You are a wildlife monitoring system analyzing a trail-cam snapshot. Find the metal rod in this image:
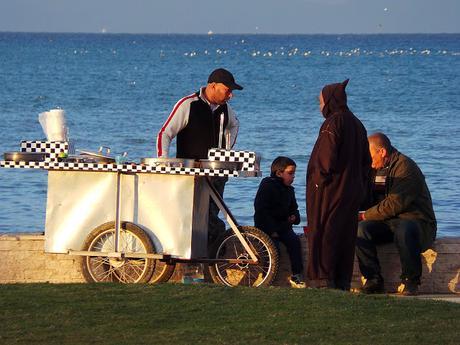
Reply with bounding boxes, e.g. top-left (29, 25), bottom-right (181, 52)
top-left (179, 258), bottom-right (257, 264)
top-left (218, 113), bottom-right (224, 148)
top-left (68, 250), bottom-right (167, 259)
top-left (115, 172), bottom-right (122, 253)
top-left (205, 177), bottom-right (258, 263)
top-left (225, 130), bottom-right (231, 150)
top-left (68, 250), bottom-right (254, 264)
